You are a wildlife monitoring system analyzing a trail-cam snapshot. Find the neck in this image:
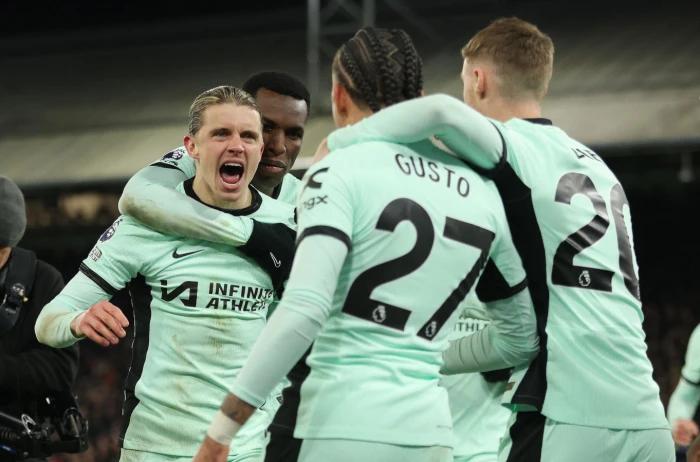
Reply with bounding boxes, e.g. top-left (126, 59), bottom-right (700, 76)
top-left (251, 178), bottom-right (275, 197)
top-left (0, 247), bottom-right (12, 269)
top-left (480, 96), bottom-right (542, 123)
top-left (343, 105), bottom-right (373, 127)
top-left (192, 176), bottom-right (252, 210)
